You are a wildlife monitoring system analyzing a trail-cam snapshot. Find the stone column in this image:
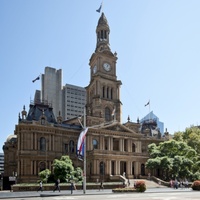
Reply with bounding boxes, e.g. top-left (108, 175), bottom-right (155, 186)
top-left (110, 137), bottom-right (113, 151)
top-left (106, 160), bottom-right (111, 175)
top-left (116, 160), bottom-right (120, 175)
